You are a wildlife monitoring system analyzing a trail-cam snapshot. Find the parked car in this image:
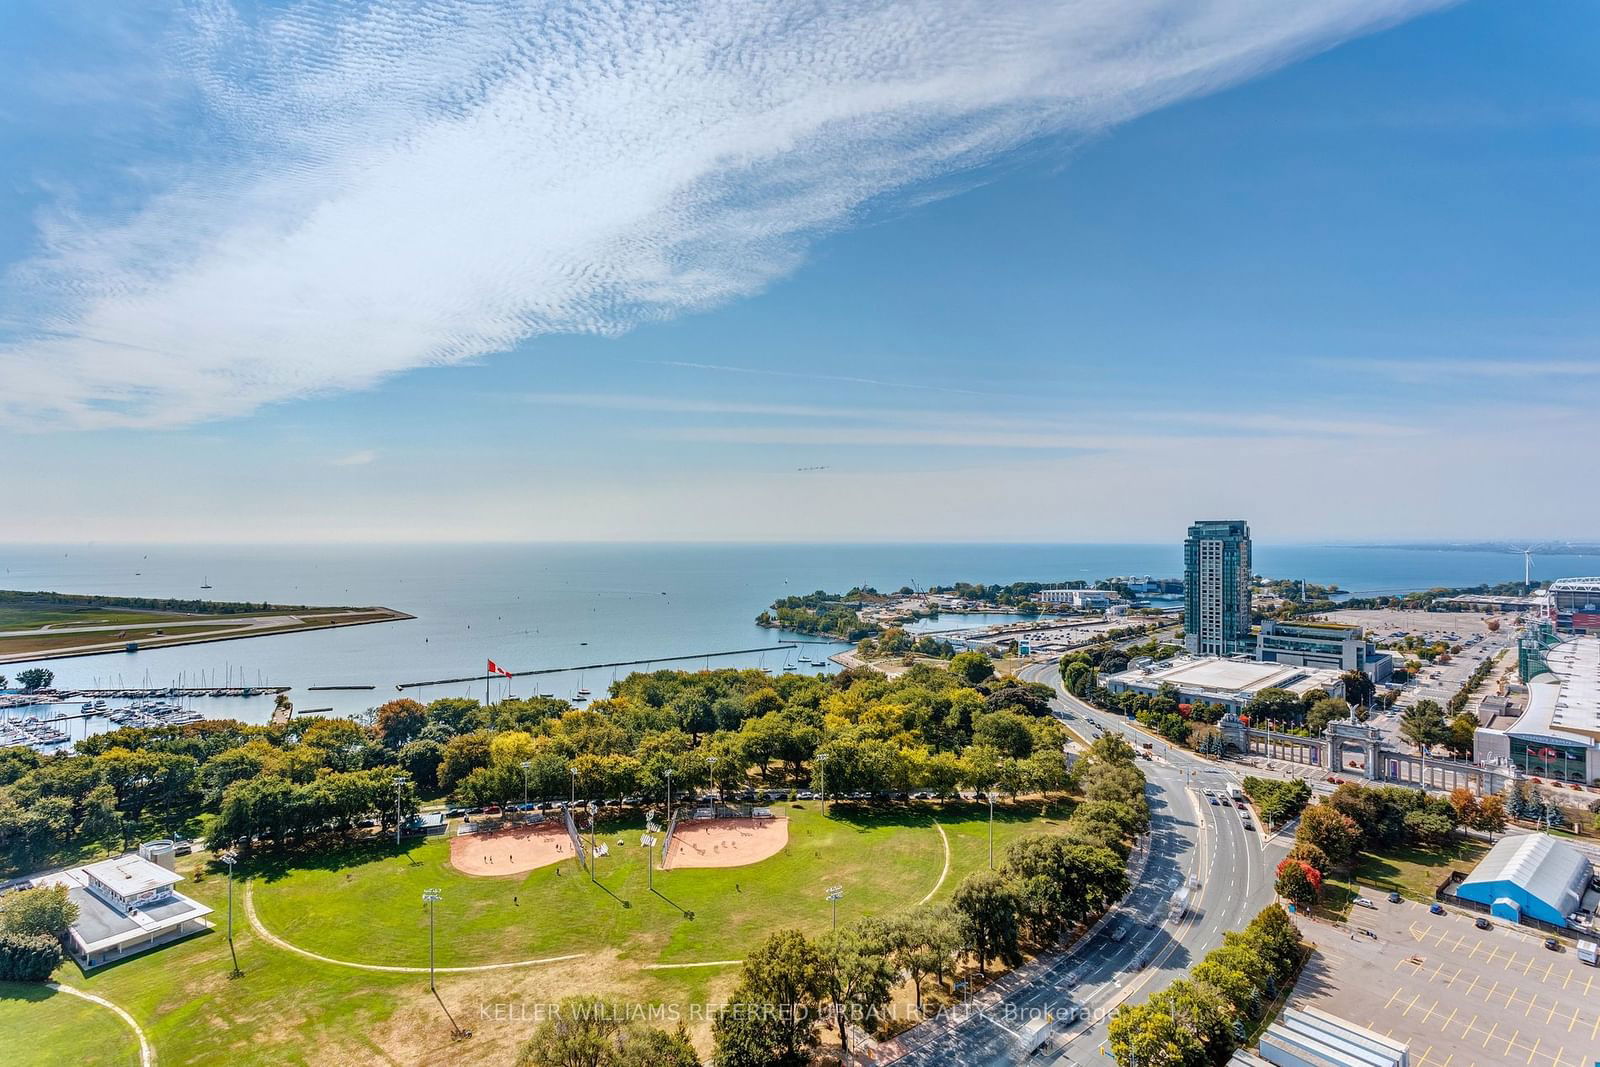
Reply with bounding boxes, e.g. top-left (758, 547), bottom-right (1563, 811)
top-left (1545, 938), bottom-right (1561, 952)
top-left (1475, 917), bottom-right (1493, 930)
top-left (1354, 898), bottom-right (1376, 910)
top-left (1430, 903), bottom-right (1445, 915)
top-left (1387, 891), bottom-right (1402, 904)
